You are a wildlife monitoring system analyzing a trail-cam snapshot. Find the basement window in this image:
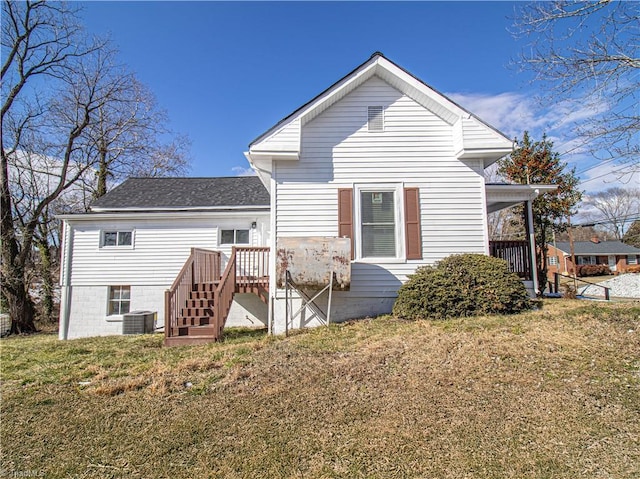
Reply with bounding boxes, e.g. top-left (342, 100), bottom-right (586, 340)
top-left (367, 106), bottom-right (384, 132)
top-left (108, 286), bottom-right (130, 315)
top-left (220, 229), bottom-right (250, 245)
